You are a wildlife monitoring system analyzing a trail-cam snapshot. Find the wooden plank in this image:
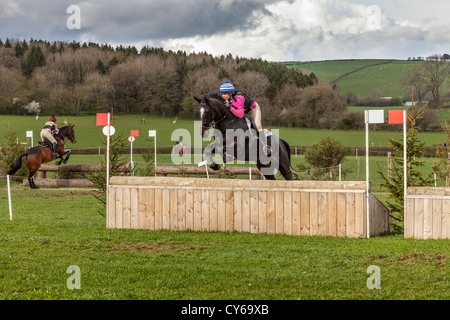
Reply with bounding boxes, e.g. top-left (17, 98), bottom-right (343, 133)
top-left (354, 193), bottom-right (365, 238)
top-left (337, 192), bottom-right (347, 237)
top-left (107, 186), bottom-right (116, 228)
top-left (209, 190), bottom-right (218, 232)
top-left (283, 191), bottom-right (292, 235)
top-left (300, 192), bottom-right (310, 236)
top-left (186, 189), bottom-right (194, 231)
top-left (177, 189), bottom-right (186, 231)
top-left (154, 189), bottom-right (163, 230)
top-left (201, 189), bottom-right (209, 231)
top-left (414, 198), bottom-right (424, 239)
top-left (169, 189), bottom-right (178, 230)
top-left (250, 190), bottom-right (259, 234)
top-left (404, 197), bottom-right (414, 238)
top-left (328, 192), bottom-right (337, 237)
top-left (309, 192), bottom-right (318, 236)
top-left (233, 190), bottom-right (242, 232)
top-left (193, 189), bottom-right (202, 231)
top-left (225, 190), bottom-right (234, 232)
top-left (266, 191), bottom-right (276, 234)
top-left (217, 190), bottom-right (226, 232)
top-left (259, 191), bottom-right (267, 234)
top-left (122, 187), bottom-right (131, 229)
top-left (423, 198), bottom-right (432, 239)
top-left (162, 189), bottom-right (170, 230)
top-left (276, 191), bottom-right (284, 234)
top-left (432, 199), bottom-right (442, 239)
top-left (110, 176), bottom-right (367, 191)
top-left (292, 192), bottom-right (301, 236)
top-left (318, 192), bottom-right (327, 236)
top-left (442, 200), bottom-right (450, 239)
top-left (346, 193), bottom-right (356, 238)
top-left (147, 188), bottom-right (156, 230)
top-left (130, 188), bottom-right (138, 229)
top-left (242, 190), bottom-right (250, 233)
